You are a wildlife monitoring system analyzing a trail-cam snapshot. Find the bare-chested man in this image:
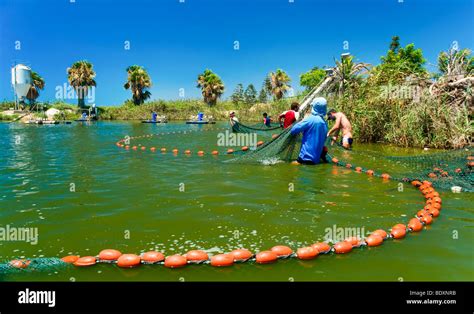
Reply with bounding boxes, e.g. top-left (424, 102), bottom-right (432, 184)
top-left (327, 109), bottom-right (353, 149)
